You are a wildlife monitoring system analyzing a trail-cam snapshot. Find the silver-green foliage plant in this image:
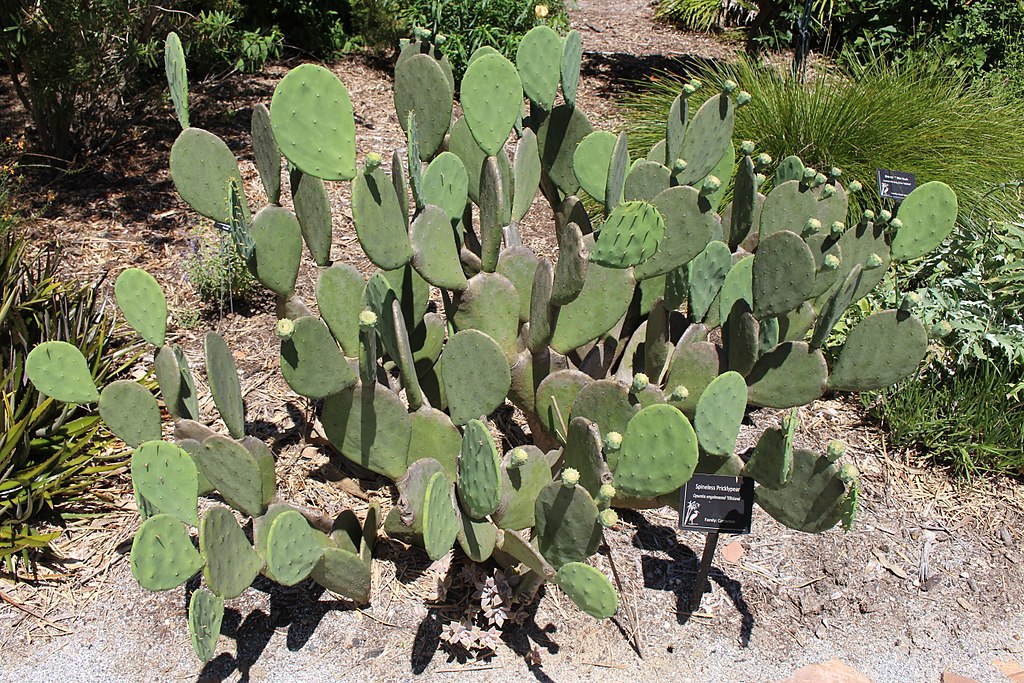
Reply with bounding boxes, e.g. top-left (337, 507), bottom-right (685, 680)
top-left (25, 29), bottom-right (957, 663)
